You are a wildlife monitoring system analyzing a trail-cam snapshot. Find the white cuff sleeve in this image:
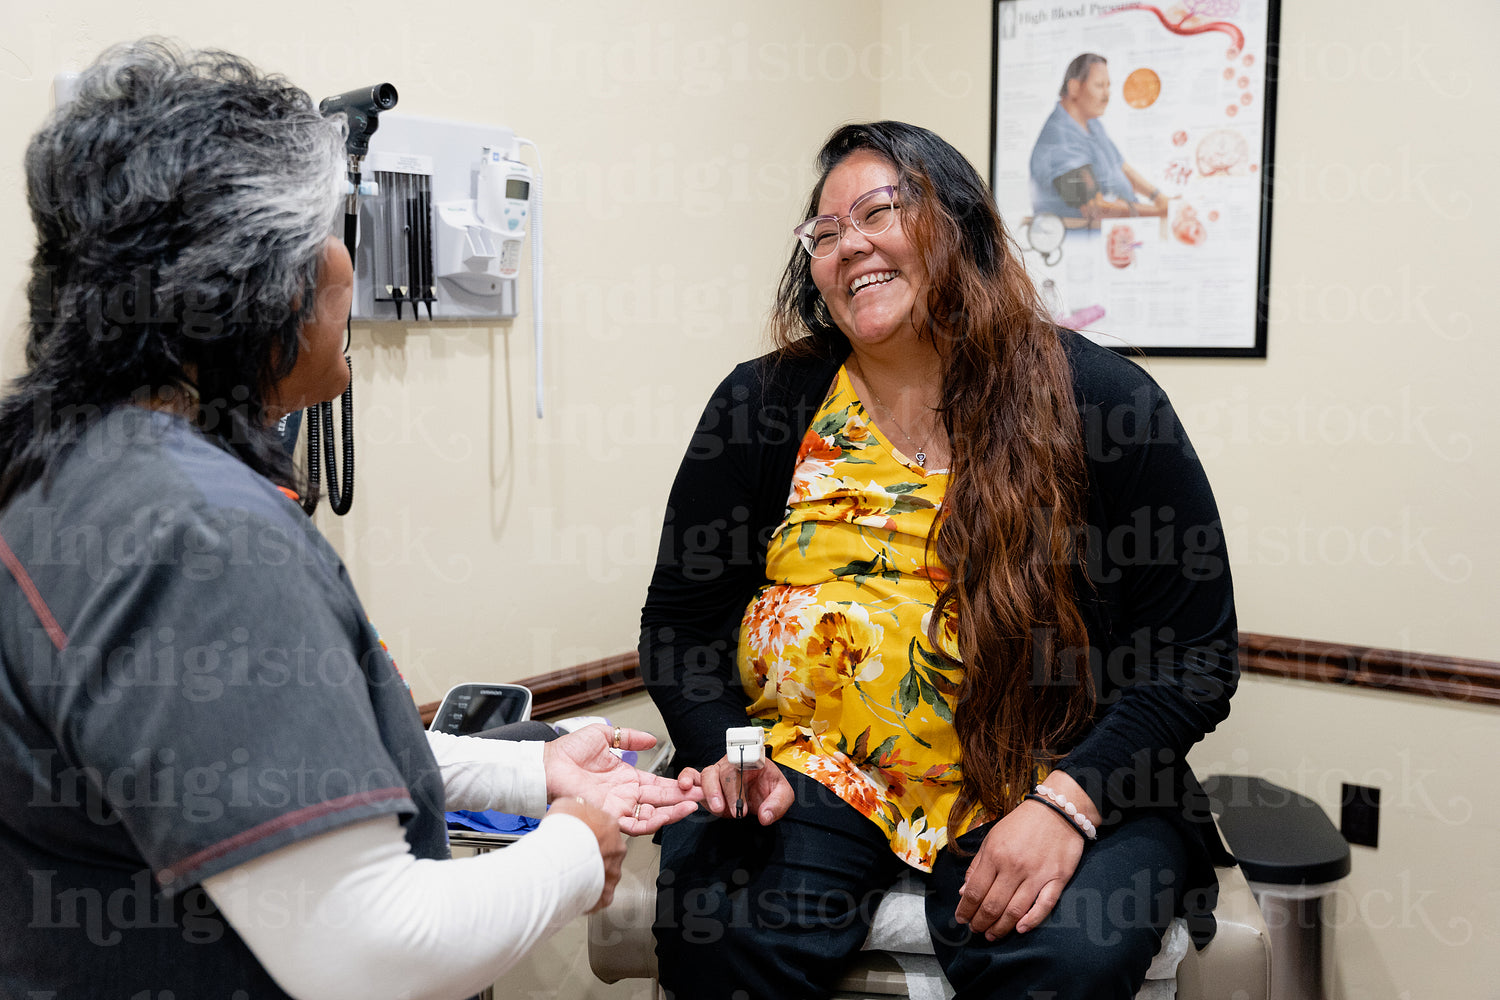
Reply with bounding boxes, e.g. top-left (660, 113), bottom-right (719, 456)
top-left (425, 730), bottom-right (549, 816)
top-left (204, 813), bottom-right (601, 1000)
